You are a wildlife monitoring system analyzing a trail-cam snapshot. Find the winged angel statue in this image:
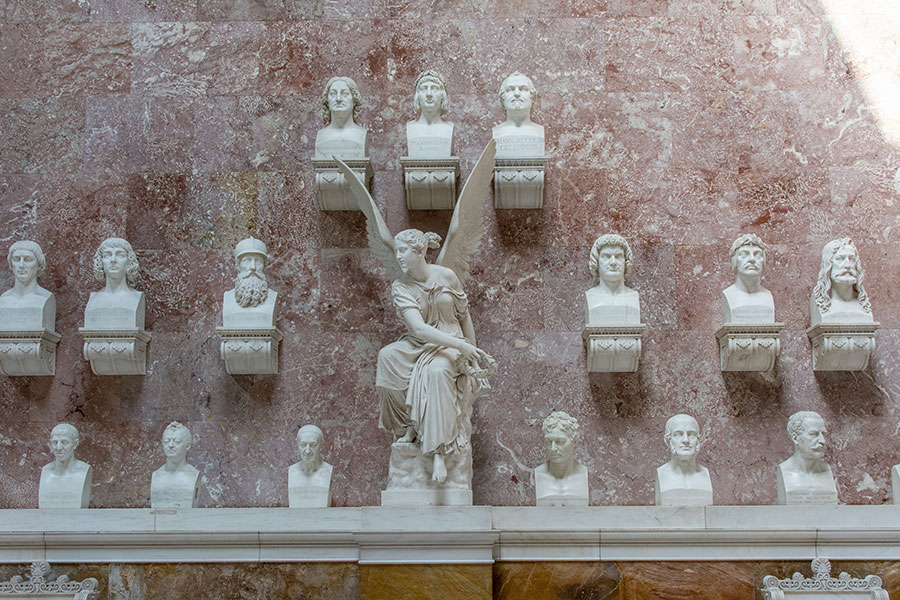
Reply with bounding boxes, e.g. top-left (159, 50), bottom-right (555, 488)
top-left (336, 140), bottom-right (498, 485)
